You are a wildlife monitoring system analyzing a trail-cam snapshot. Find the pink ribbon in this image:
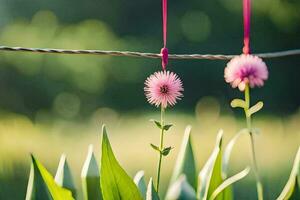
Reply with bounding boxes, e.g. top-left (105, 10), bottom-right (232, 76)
top-left (161, 0), bottom-right (168, 70)
top-left (243, 0), bottom-right (251, 54)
